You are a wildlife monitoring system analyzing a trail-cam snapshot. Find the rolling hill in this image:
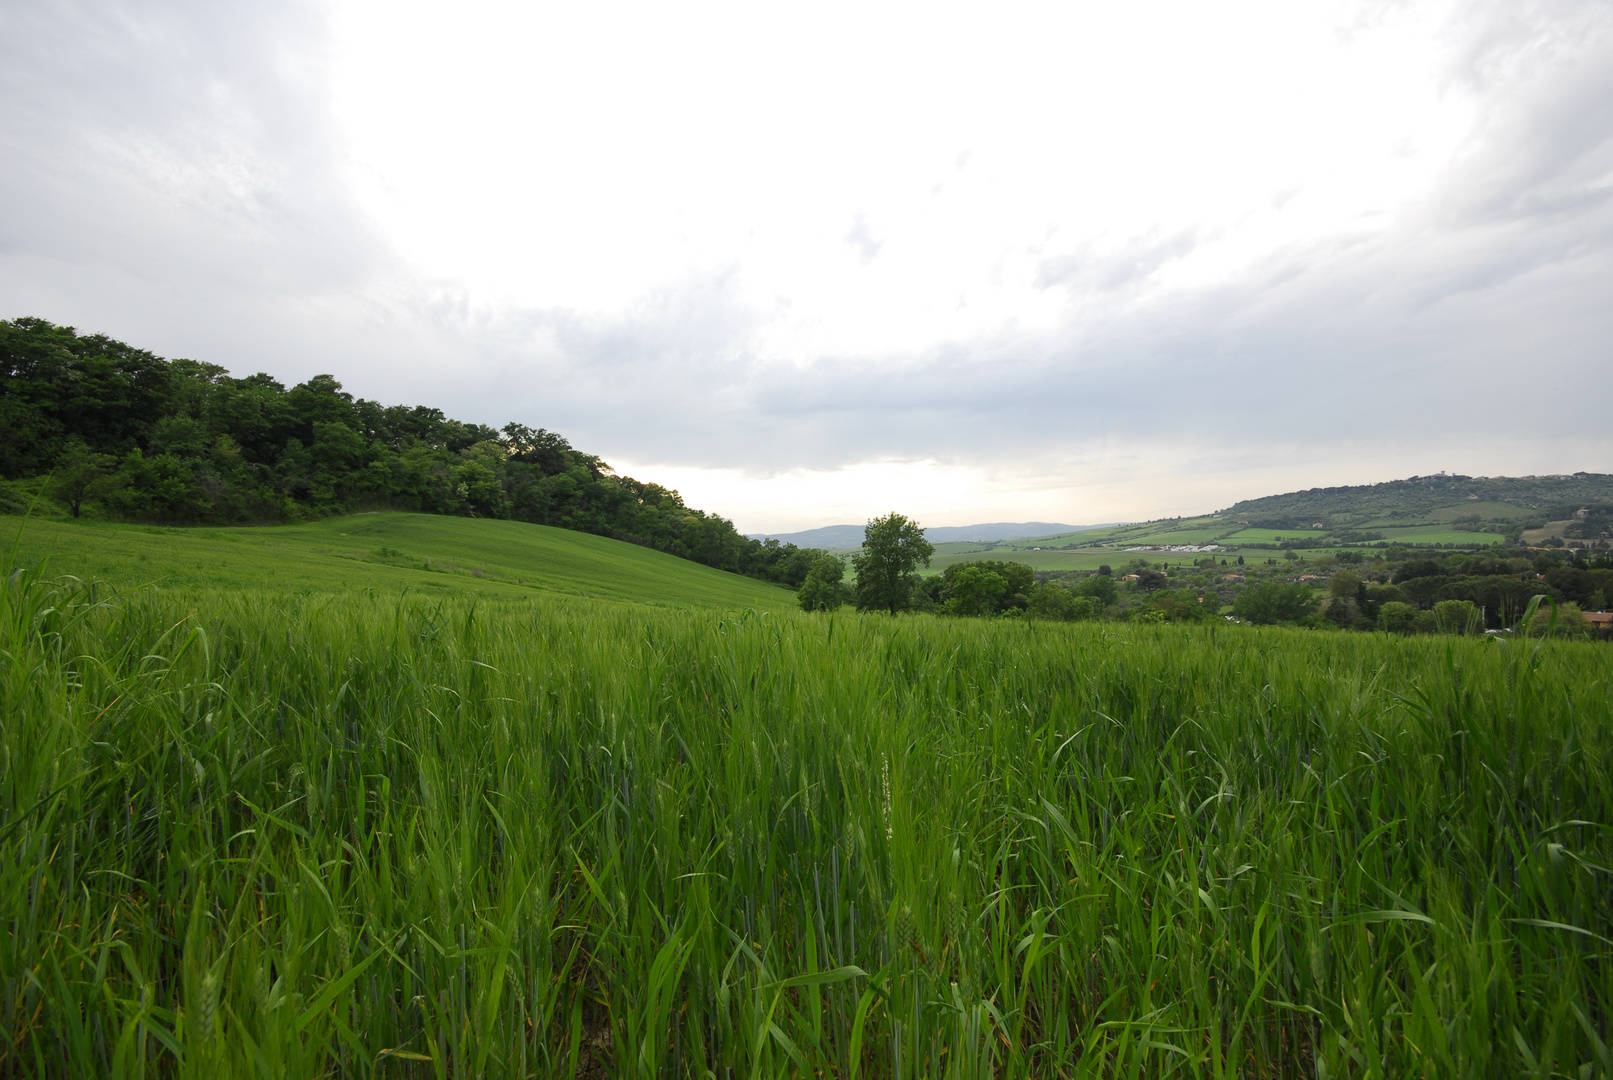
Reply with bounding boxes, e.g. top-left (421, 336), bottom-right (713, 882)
top-left (1219, 472), bottom-right (1613, 525)
top-left (753, 521), bottom-right (1087, 548)
top-left (908, 473), bottom-right (1613, 574)
top-left (7, 512), bottom-right (800, 610)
